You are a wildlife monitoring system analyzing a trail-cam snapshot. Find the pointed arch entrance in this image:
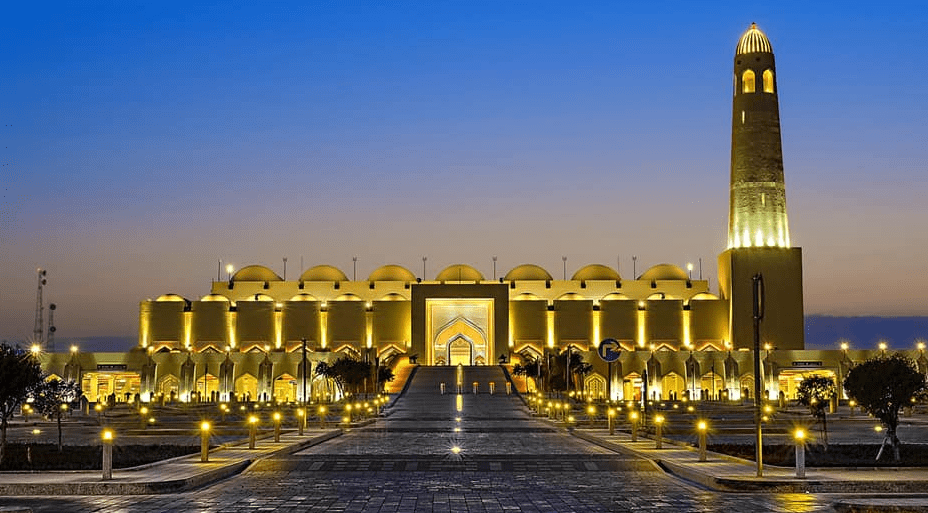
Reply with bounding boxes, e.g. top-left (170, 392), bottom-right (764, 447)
top-left (447, 335), bottom-right (474, 366)
top-left (425, 298), bottom-right (494, 366)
